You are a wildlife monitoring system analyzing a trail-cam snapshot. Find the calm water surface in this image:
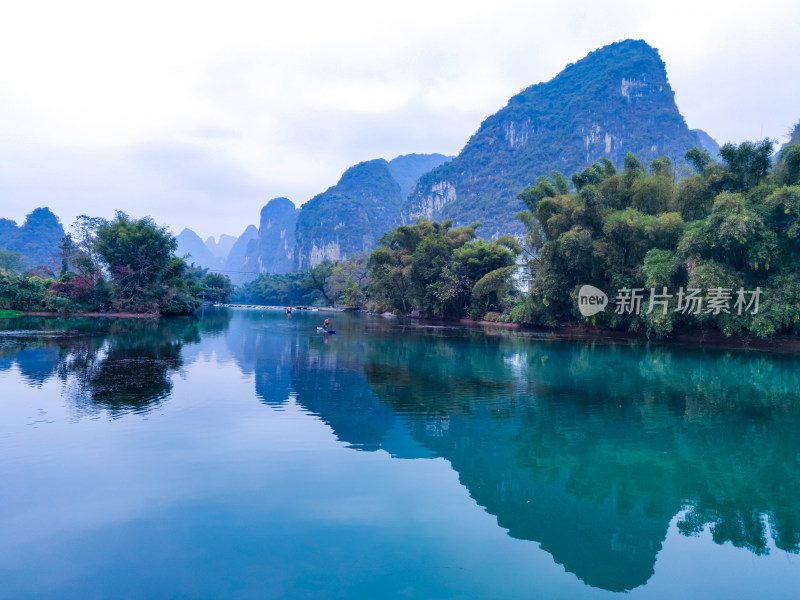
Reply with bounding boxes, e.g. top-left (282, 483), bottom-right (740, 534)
top-left (1, 309), bottom-right (799, 599)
